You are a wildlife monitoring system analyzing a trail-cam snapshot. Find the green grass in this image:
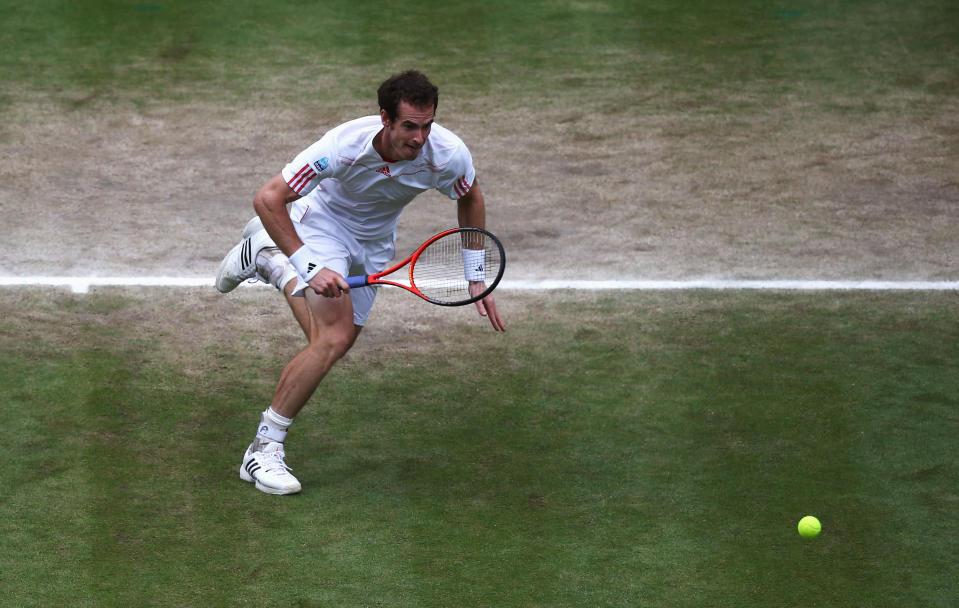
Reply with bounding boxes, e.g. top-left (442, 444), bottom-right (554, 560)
top-left (2, 0), bottom-right (956, 113)
top-left (2, 0), bottom-right (958, 605)
top-left (1, 290), bottom-right (956, 606)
